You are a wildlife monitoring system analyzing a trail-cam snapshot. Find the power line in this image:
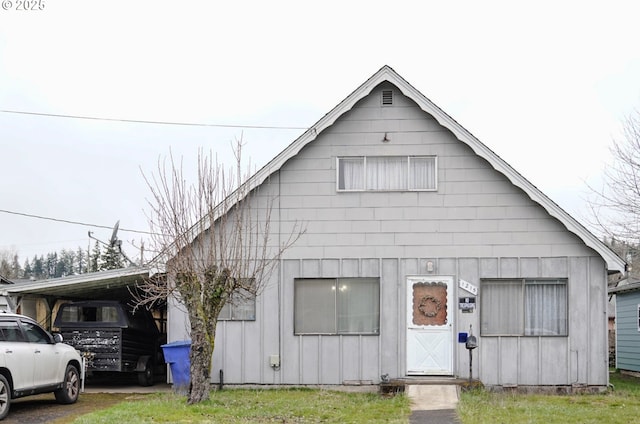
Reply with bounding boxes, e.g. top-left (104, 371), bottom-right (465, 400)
top-left (0, 208), bottom-right (155, 235)
top-left (0, 109), bottom-right (309, 130)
